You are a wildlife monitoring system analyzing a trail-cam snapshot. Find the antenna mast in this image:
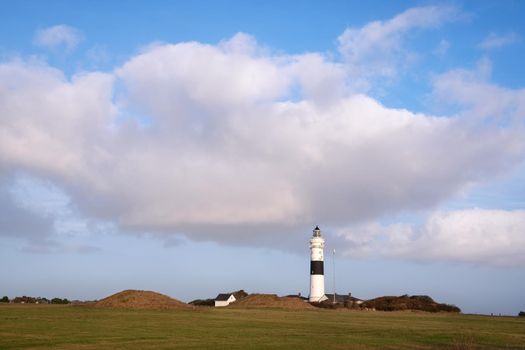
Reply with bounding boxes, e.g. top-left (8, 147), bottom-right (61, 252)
top-left (332, 248), bottom-right (336, 304)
